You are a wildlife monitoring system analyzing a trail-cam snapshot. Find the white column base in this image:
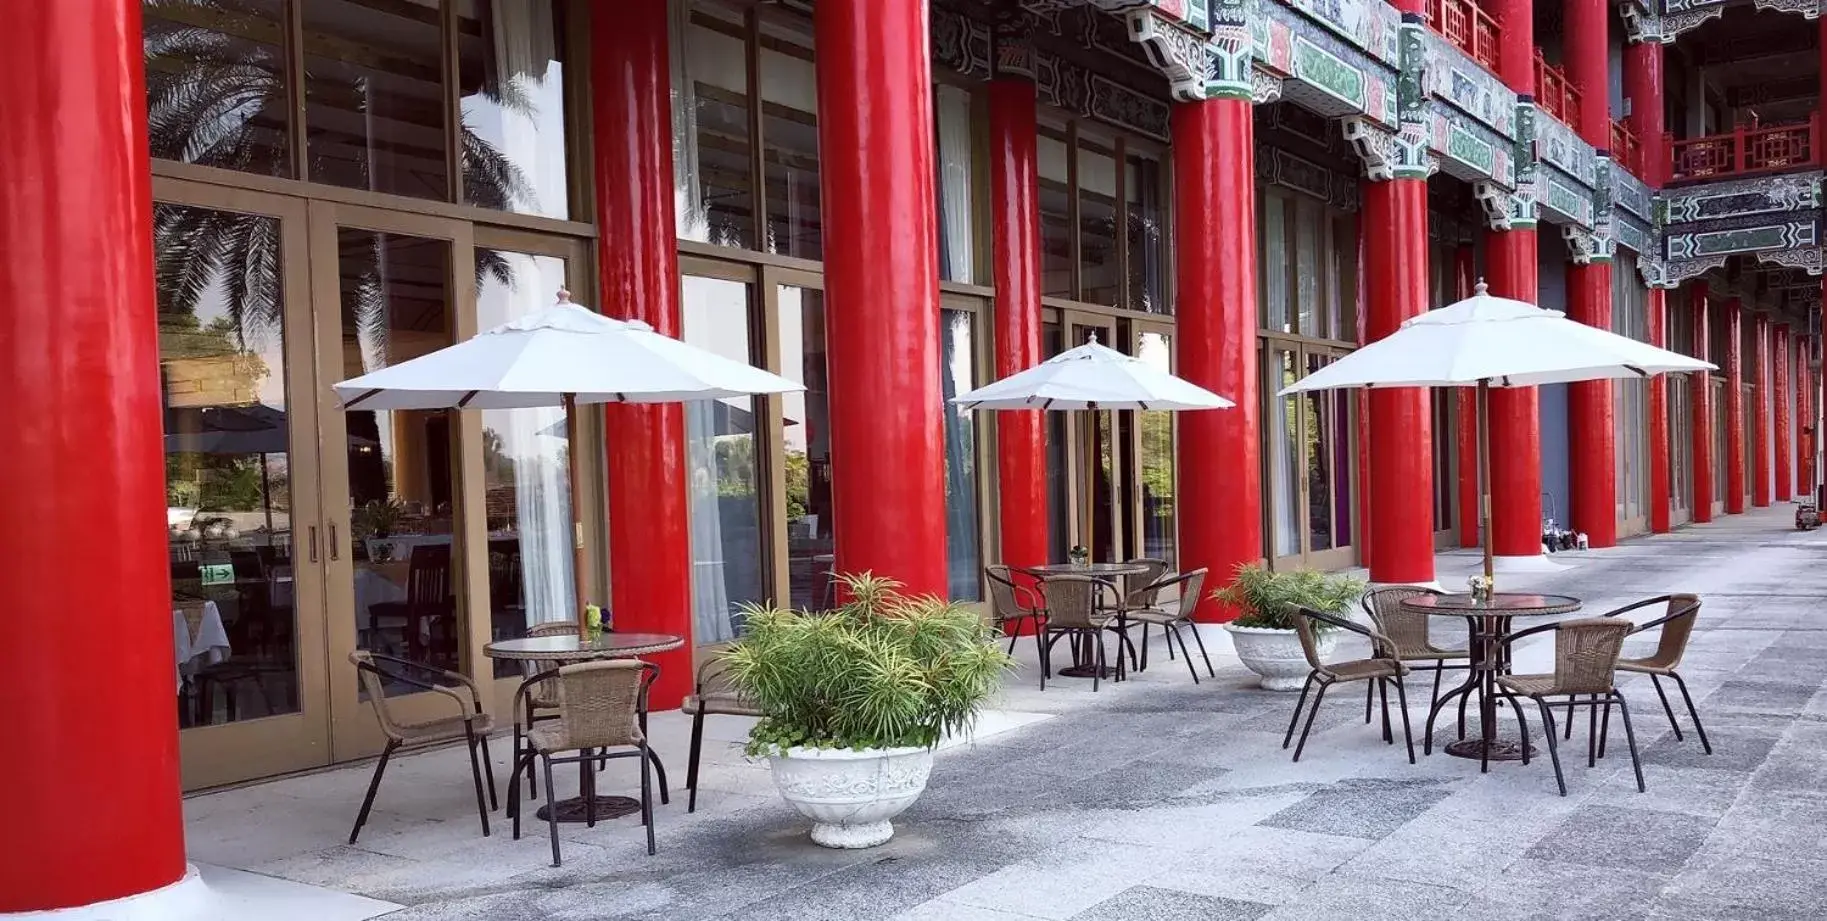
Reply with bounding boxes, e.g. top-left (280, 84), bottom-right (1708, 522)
top-left (1492, 554), bottom-right (1571, 574)
top-left (4, 865), bottom-right (398, 921)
